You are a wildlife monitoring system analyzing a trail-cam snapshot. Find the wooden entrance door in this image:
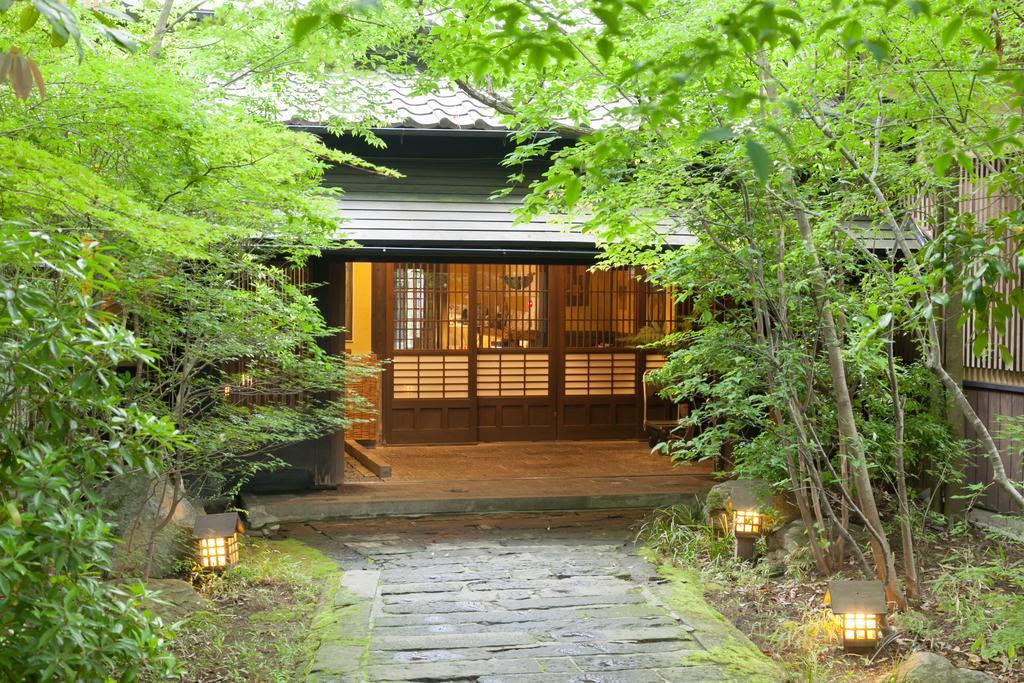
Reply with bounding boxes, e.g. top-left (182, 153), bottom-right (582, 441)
top-left (382, 262), bottom-right (687, 445)
top-left (475, 264), bottom-right (556, 441)
top-left (385, 263), bottom-right (475, 444)
top-left (555, 265), bottom-right (641, 440)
